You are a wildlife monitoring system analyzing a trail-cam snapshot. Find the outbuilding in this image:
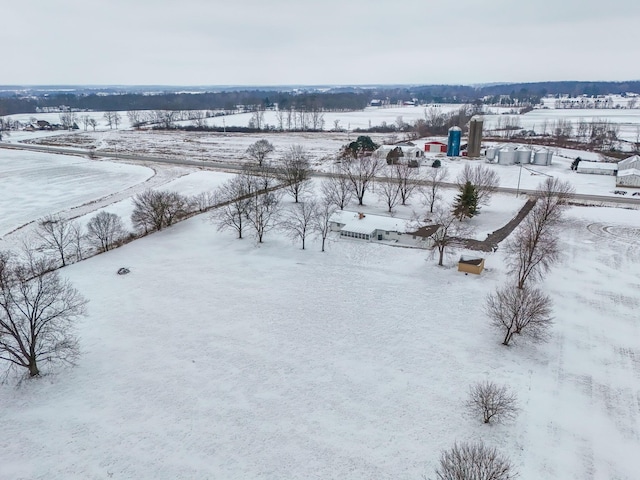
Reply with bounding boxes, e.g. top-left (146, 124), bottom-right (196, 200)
top-left (616, 155), bottom-right (640, 188)
top-left (424, 141), bottom-right (447, 153)
top-left (576, 161), bottom-right (618, 176)
top-left (372, 144), bottom-right (424, 164)
top-left (458, 256), bottom-right (485, 275)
